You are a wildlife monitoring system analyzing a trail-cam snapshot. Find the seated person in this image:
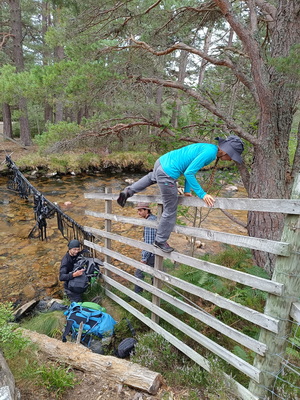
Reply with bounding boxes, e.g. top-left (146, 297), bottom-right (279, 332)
top-left (59, 239), bottom-right (85, 302)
